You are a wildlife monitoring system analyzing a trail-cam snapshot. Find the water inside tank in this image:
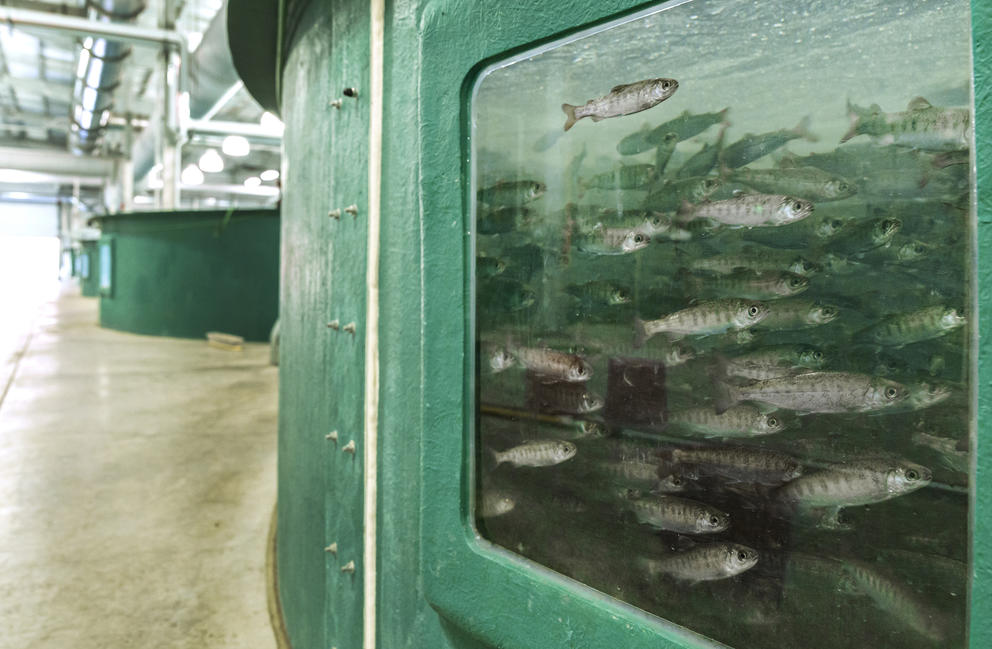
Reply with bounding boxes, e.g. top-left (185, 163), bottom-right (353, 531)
top-left (472, 1), bottom-right (973, 647)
